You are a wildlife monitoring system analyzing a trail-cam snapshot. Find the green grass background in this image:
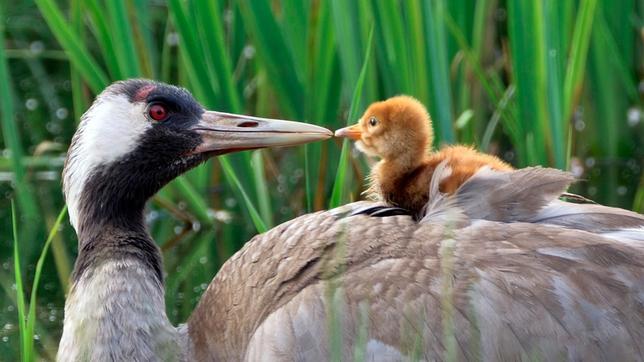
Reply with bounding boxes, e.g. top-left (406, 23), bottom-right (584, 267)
top-left (0, 0), bottom-right (642, 360)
